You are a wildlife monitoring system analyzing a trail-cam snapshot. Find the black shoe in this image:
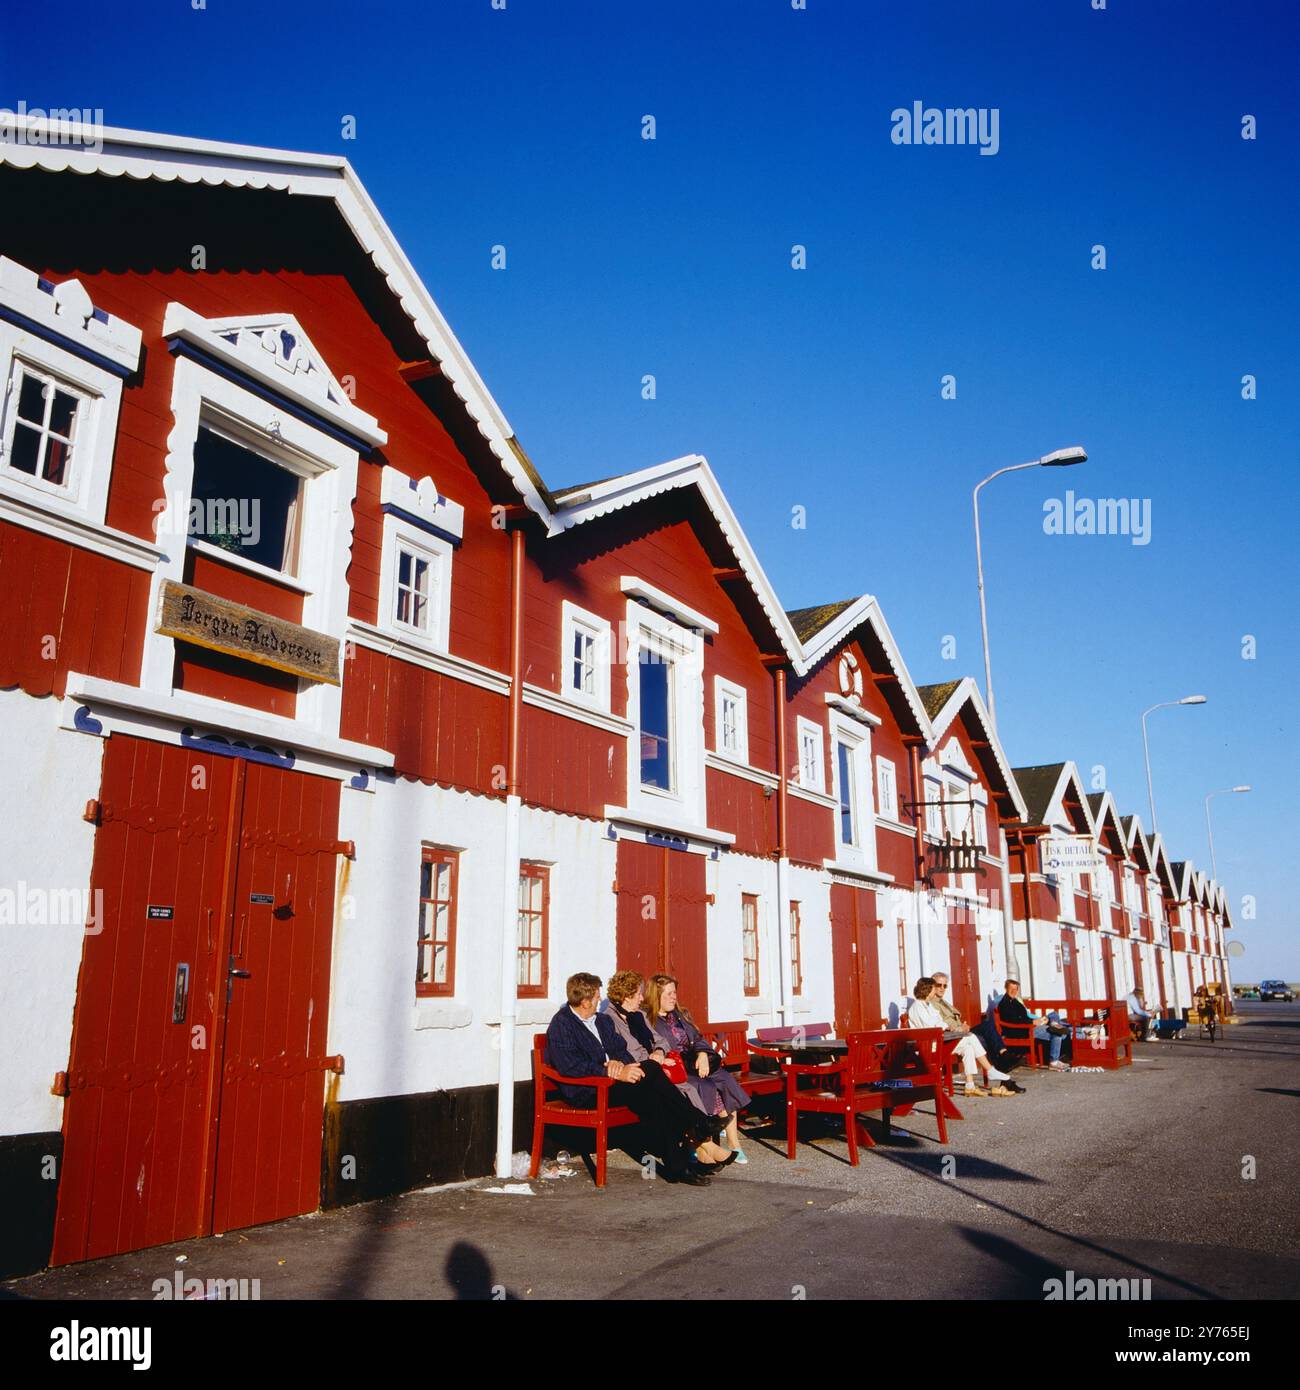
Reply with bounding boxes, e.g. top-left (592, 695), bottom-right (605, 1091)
top-left (1003, 1080), bottom-right (1026, 1093)
top-left (716, 1150), bottom-right (740, 1168)
top-left (691, 1161), bottom-right (722, 1176)
top-left (664, 1168), bottom-right (711, 1186)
